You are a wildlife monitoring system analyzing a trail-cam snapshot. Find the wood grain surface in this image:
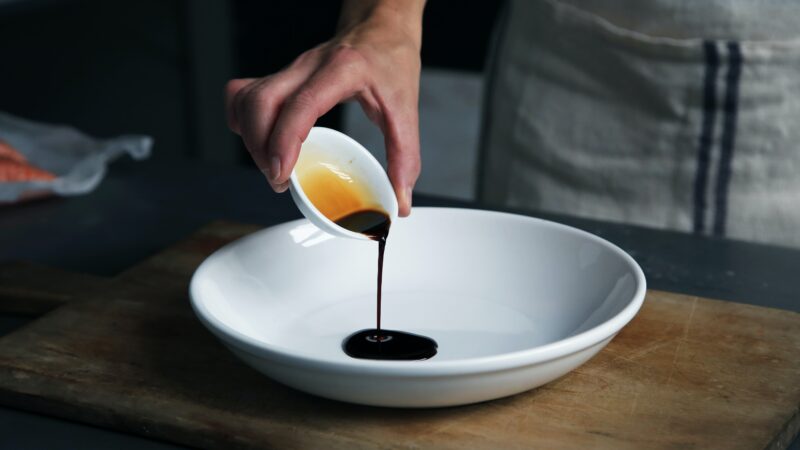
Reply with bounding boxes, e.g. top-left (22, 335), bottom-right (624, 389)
top-left (0, 261), bottom-right (109, 316)
top-left (0, 221), bottom-right (798, 450)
